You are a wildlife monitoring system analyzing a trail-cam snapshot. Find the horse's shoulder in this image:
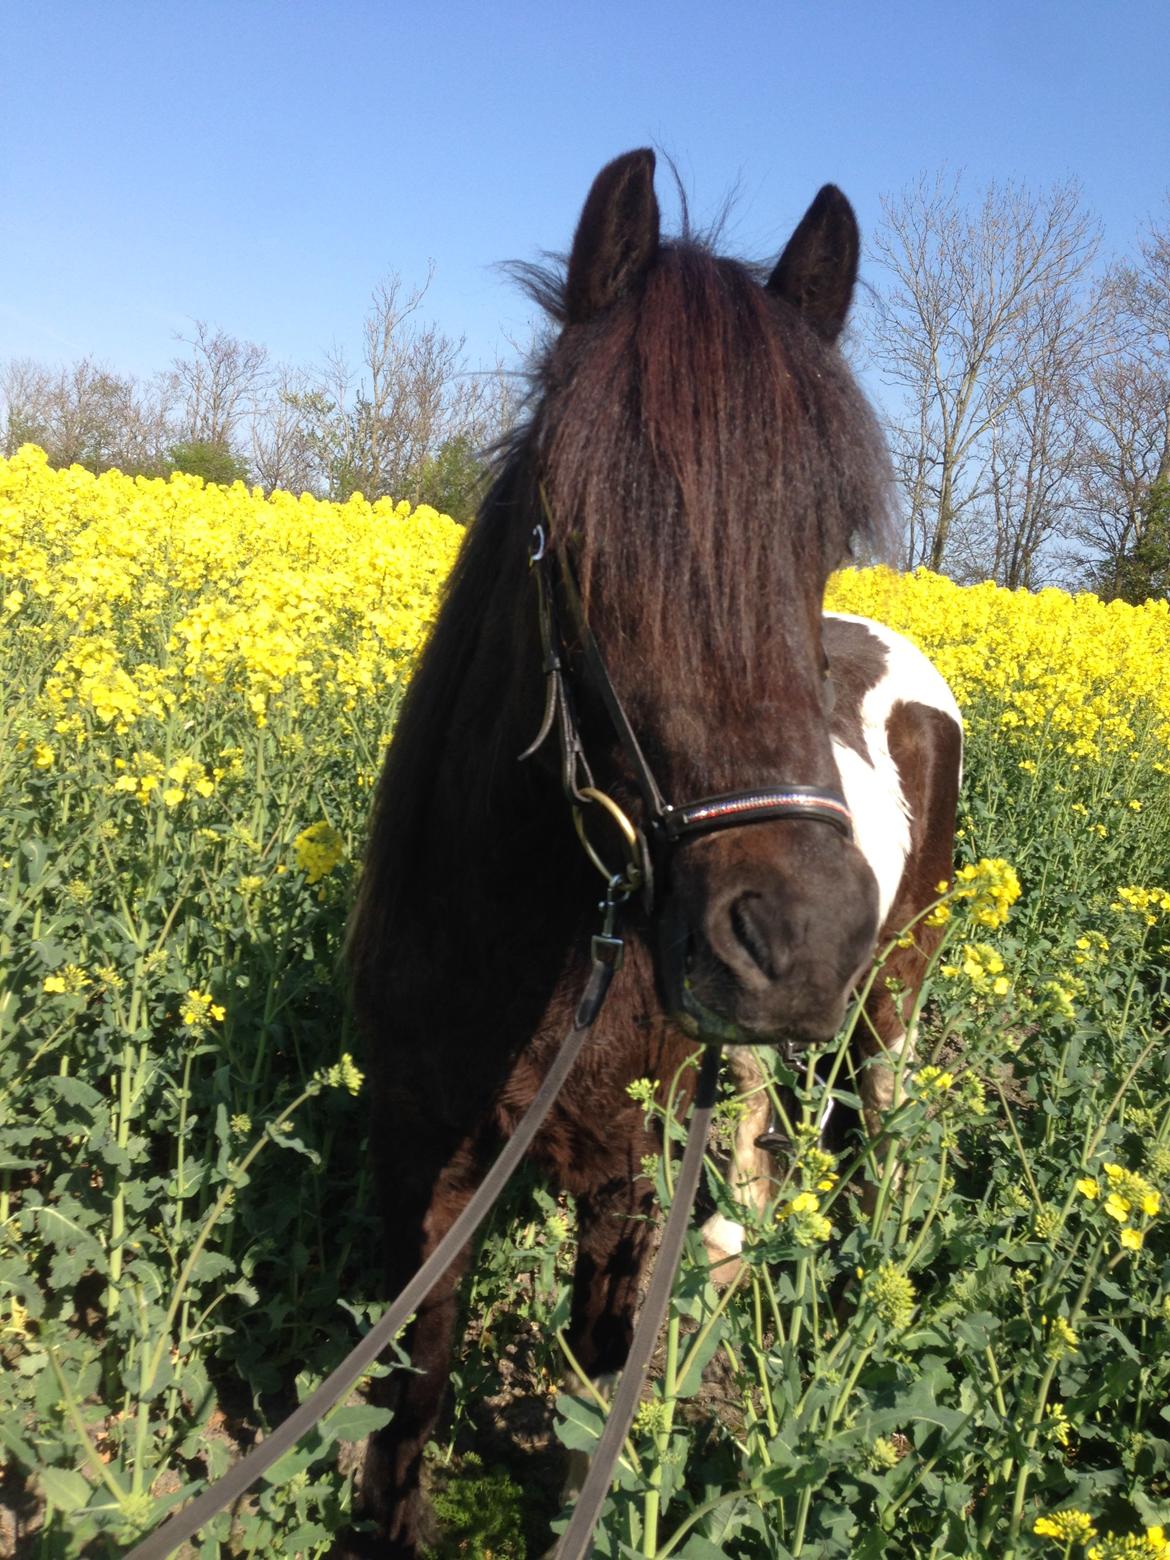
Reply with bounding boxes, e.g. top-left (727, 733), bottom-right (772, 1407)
top-left (823, 611), bottom-right (961, 730)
